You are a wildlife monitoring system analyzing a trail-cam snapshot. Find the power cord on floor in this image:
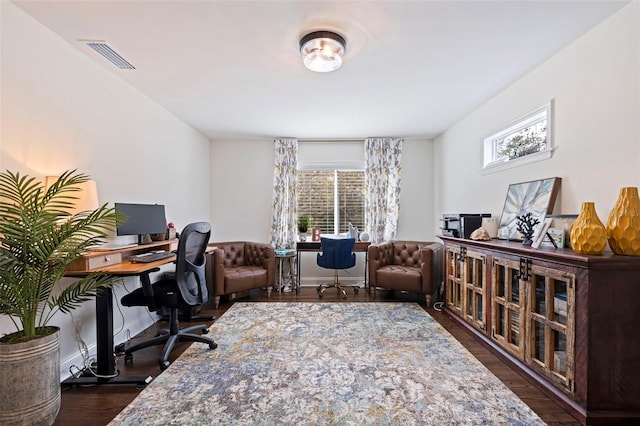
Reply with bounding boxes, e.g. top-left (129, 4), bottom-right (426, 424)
top-left (68, 311), bottom-right (120, 380)
top-left (432, 301), bottom-right (444, 312)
